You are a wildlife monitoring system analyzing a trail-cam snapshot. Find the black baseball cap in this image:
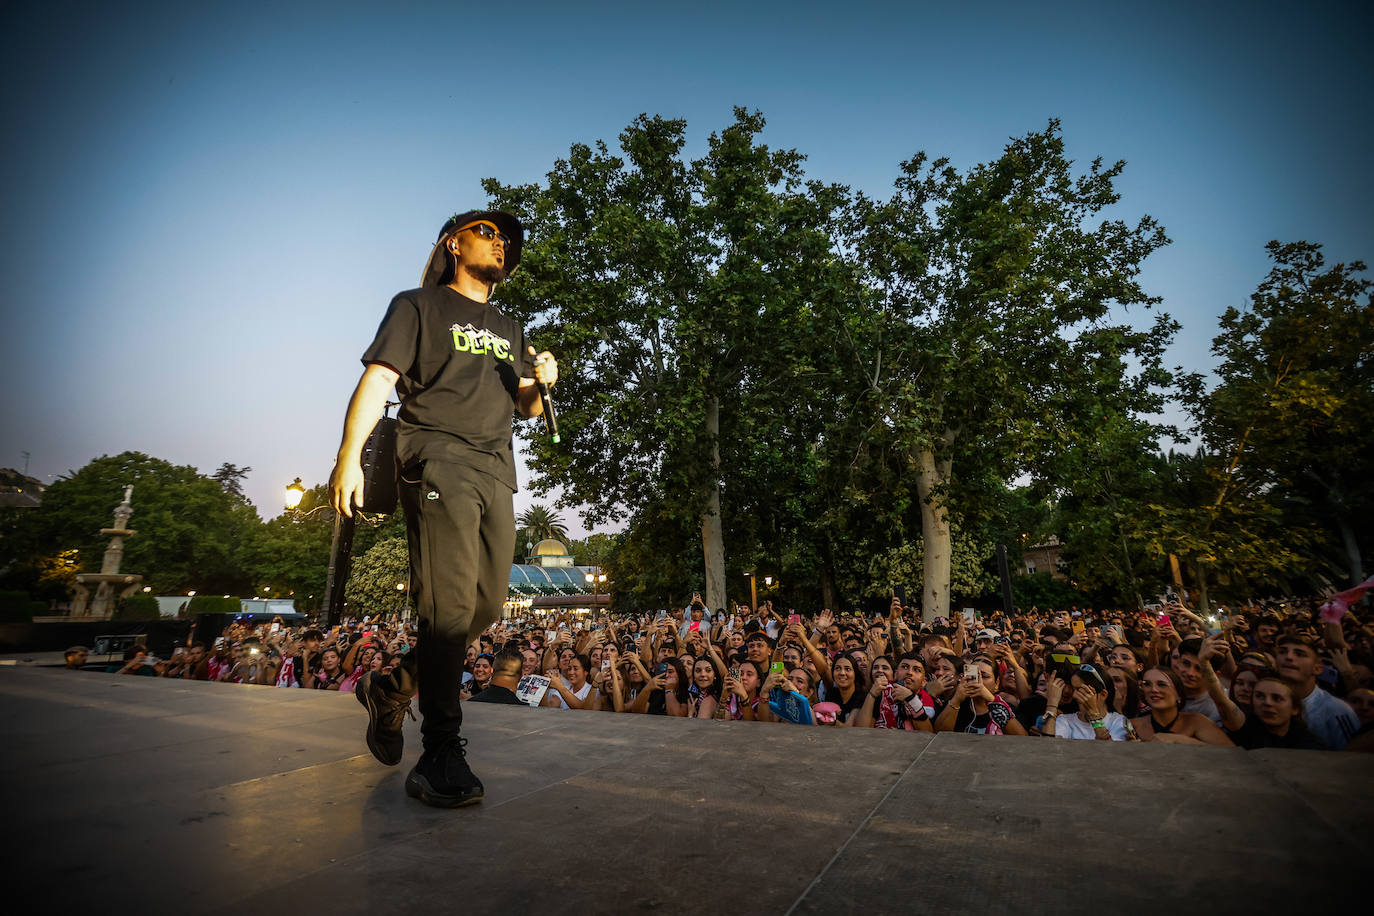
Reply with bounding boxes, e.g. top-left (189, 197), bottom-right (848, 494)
top-left (420, 209), bottom-right (524, 287)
